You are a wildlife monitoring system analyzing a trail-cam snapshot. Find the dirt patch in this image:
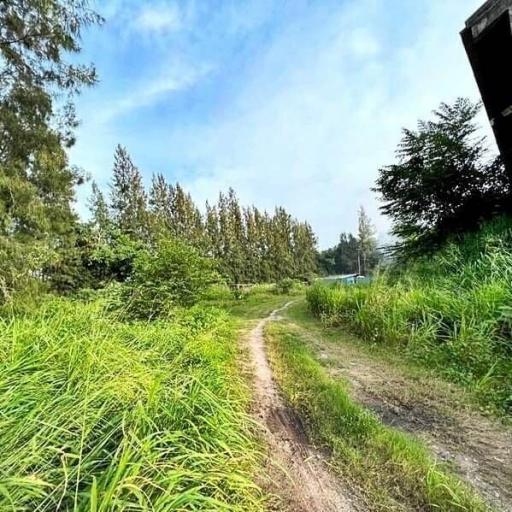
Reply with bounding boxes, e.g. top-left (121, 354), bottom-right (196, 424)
top-left (246, 304), bottom-right (359, 512)
top-left (311, 333), bottom-right (512, 512)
